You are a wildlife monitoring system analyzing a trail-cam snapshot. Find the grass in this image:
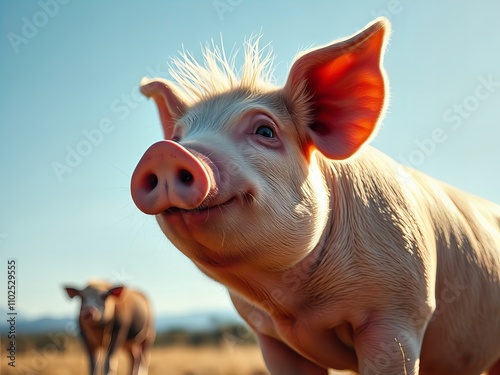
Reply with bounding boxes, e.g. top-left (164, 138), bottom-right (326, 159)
top-left (0, 343), bottom-right (356, 374)
top-left (1, 344), bottom-right (267, 375)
